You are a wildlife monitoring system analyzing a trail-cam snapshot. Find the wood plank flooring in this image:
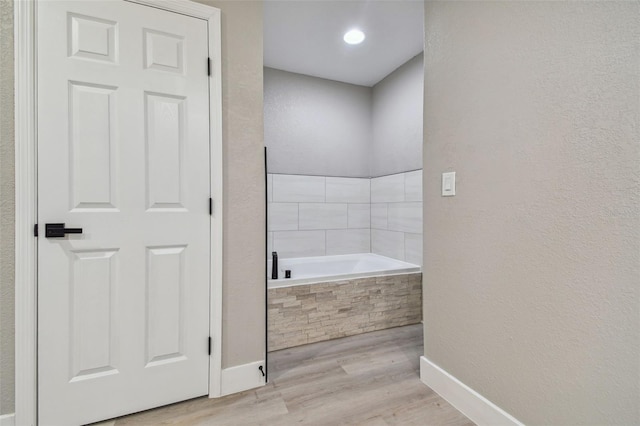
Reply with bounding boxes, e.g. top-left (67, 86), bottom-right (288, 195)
top-left (107, 324), bottom-right (473, 425)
